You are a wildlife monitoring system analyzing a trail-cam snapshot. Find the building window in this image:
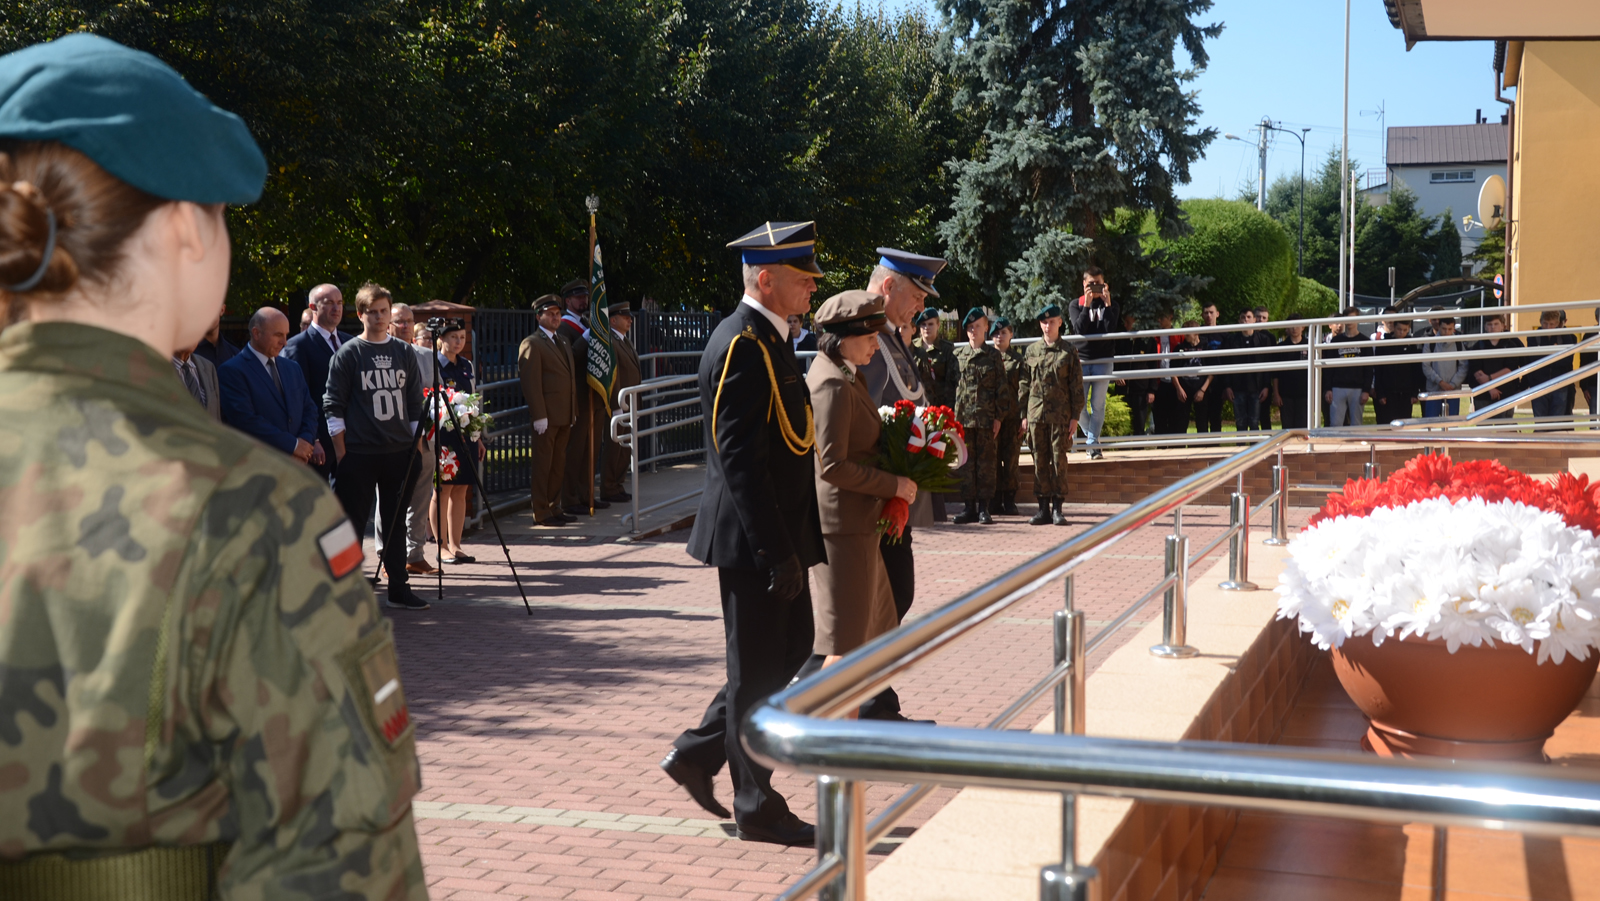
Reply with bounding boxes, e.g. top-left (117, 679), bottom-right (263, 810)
top-left (1430, 170), bottom-right (1475, 184)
